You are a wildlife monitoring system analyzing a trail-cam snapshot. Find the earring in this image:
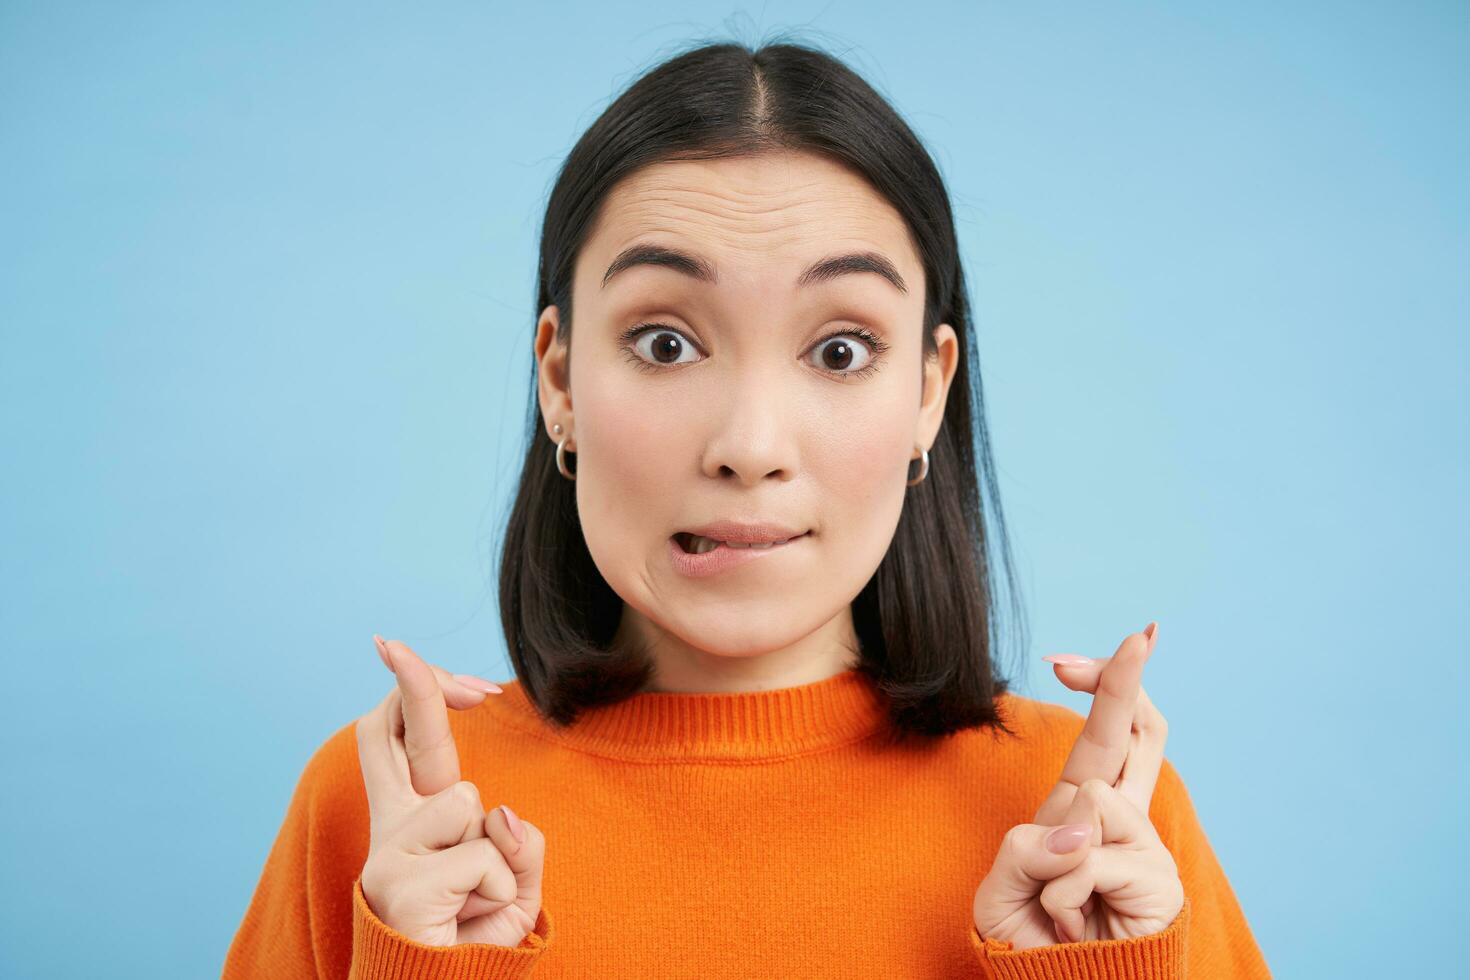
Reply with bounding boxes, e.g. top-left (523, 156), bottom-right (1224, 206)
top-left (553, 423), bottom-right (576, 481)
top-left (906, 446), bottom-right (929, 486)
